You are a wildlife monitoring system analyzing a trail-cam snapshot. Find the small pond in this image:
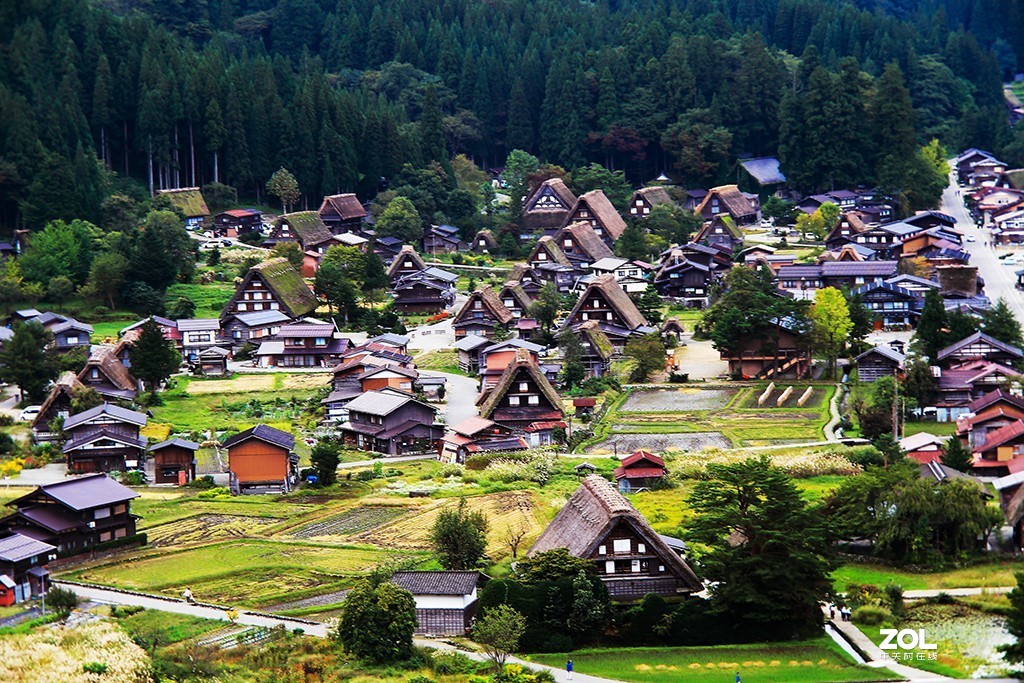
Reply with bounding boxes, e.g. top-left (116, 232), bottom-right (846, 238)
top-left (904, 602), bottom-right (1014, 678)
